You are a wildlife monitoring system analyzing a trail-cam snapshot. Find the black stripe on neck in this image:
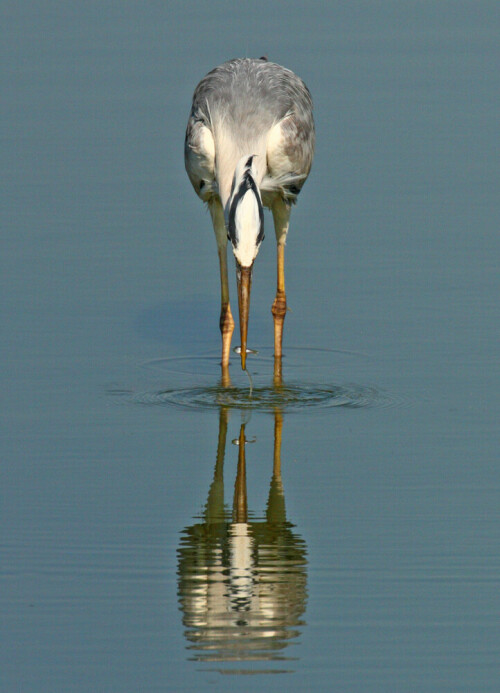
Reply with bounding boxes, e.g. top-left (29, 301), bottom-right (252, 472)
top-left (227, 171), bottom-right (265, 246)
